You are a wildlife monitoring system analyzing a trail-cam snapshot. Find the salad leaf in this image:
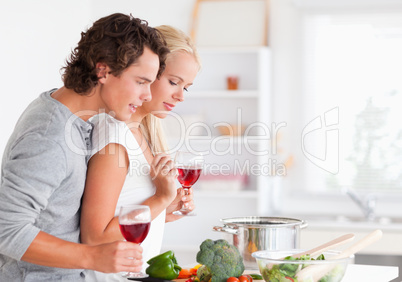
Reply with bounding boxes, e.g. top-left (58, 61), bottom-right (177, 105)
top-left (280, 256), bottom-right (300, 277)
top-left (261, 265), bottom-right (300, 282)
top-left (259, 253), bottom-right (343, 282)
top-left (316, 254), bottom-right (325, 260)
